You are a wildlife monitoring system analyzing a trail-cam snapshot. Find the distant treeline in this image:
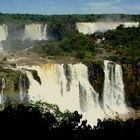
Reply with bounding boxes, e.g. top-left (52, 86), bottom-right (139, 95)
top-left (0, 13), bottom-right (140, 24)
